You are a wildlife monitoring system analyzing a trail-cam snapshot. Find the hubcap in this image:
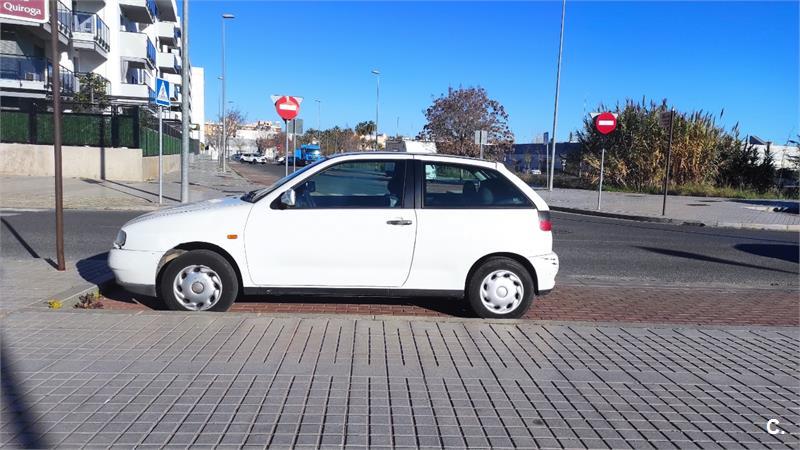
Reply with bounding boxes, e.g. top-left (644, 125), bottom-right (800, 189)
top-left (480, 270), bottom-right (524, 314)
top-left (172, 265), bottom-right (222, 311)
